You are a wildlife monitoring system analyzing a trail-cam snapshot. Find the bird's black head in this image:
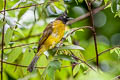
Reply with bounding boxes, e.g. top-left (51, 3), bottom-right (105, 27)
top-left (56, 11), bottom-right (70, 24)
